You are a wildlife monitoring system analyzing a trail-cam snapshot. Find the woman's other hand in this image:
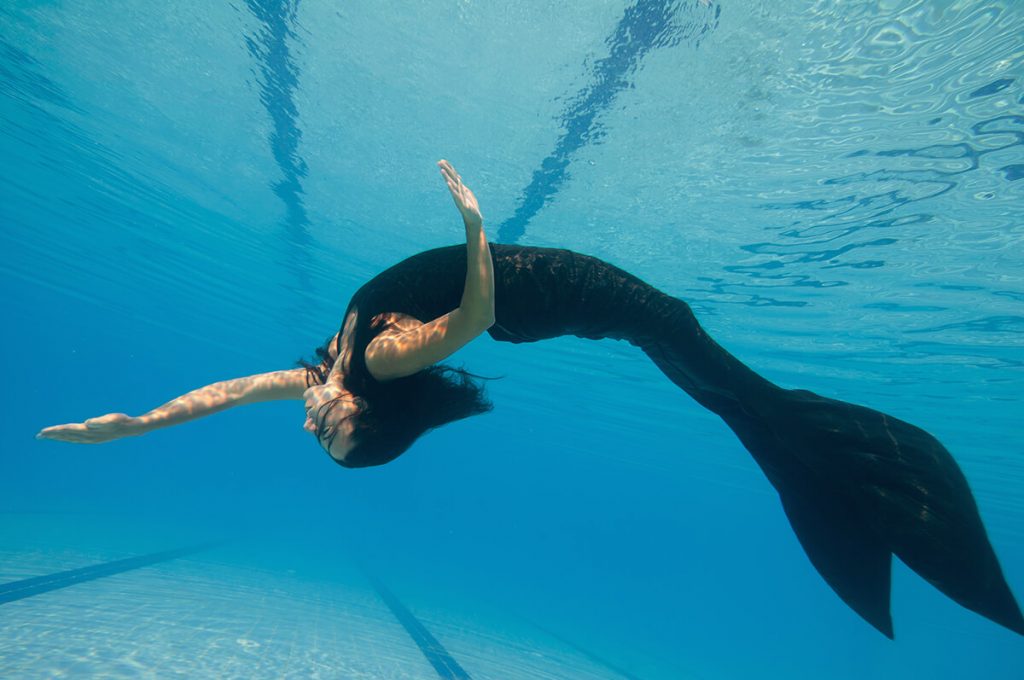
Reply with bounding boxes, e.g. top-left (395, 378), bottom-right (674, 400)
top-left (302, 380), bottom-right (355, 435)
top-left (36, 413), bottom-right (146, 444)
top-left (438, 159), bottom-right (483, 229)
